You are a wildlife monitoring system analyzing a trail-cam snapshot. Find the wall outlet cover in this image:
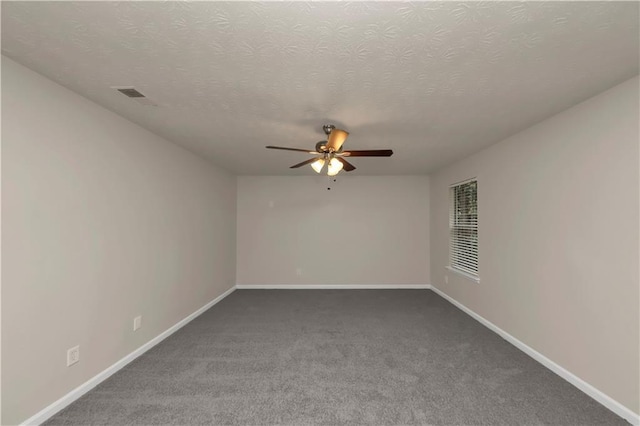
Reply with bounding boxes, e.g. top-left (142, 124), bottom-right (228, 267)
top-left (67, 345), bottom-right (80, 367)
top-left (133, 315), bottom-right (142, 331)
